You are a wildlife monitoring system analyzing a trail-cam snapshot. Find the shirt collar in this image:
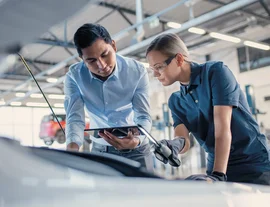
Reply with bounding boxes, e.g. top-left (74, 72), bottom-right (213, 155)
top-left (189, 61), bottom-right (201, 86)
top-left (180, 62), bottom-right (201, 95)
top-left (111, 55), bottom-right (120, 80)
